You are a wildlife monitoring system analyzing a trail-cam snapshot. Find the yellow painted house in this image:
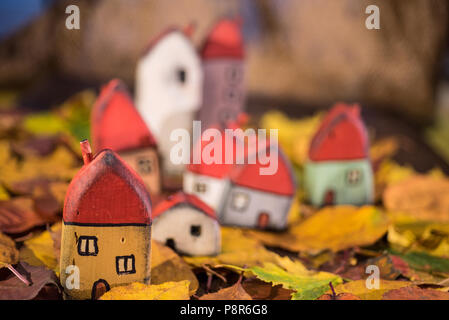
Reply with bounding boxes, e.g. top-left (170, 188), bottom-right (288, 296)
top-left (60, 143), bottom-right (152, 300)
